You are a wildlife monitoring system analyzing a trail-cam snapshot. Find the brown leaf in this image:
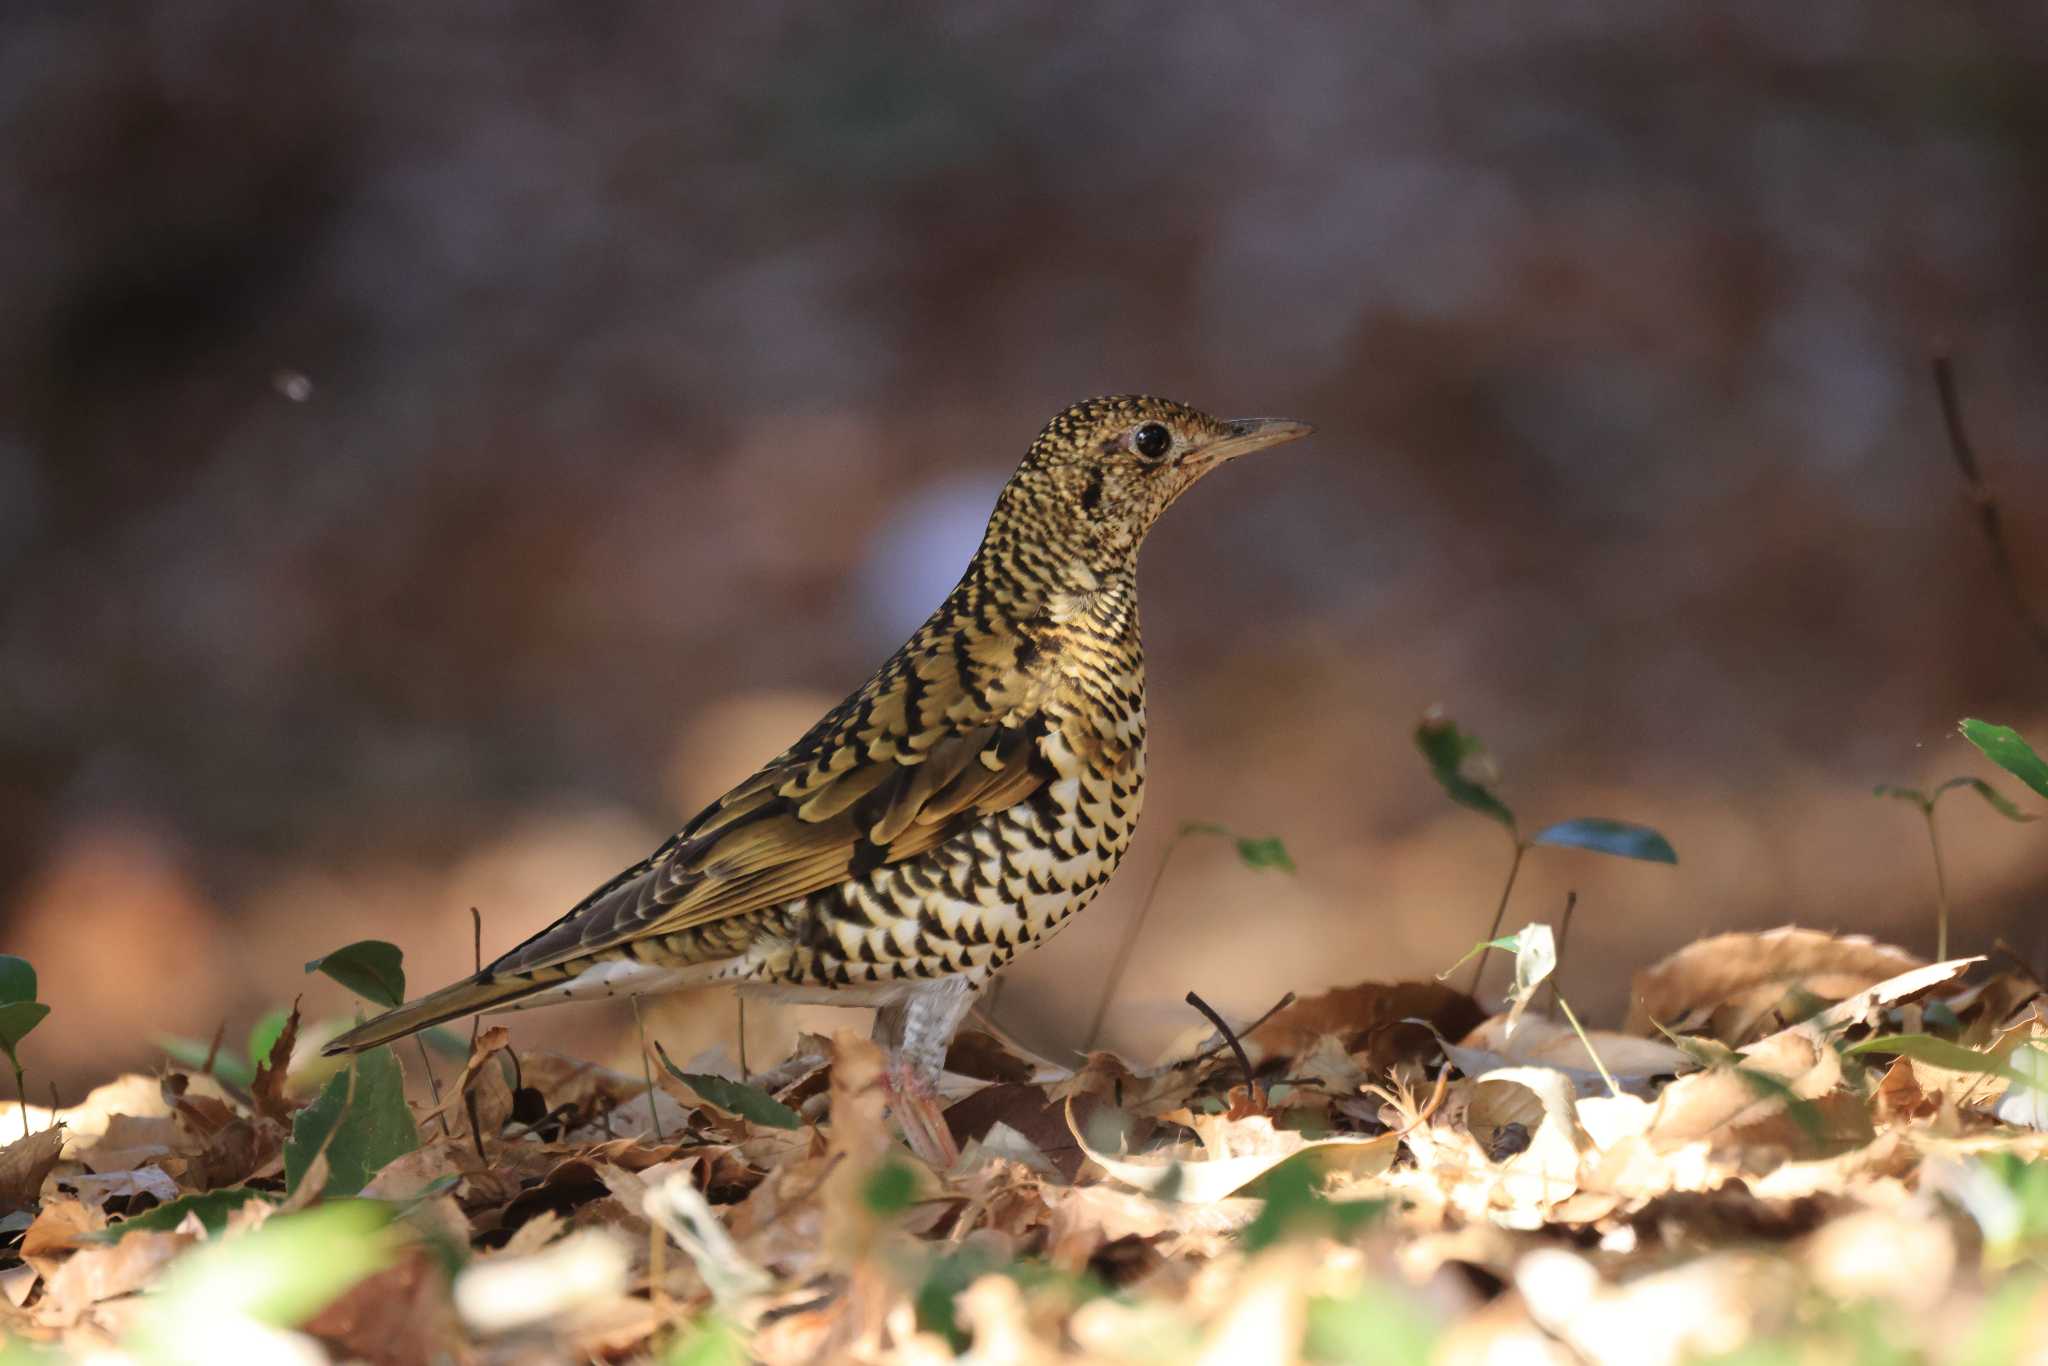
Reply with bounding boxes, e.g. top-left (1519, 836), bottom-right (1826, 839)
top-left (0, 1126), bottom-right (65, 1211)
top-left (249, 998), bottom-right (302, 1123)
top-left (303, 1247), bottom-right (460, 1366)
top-left (21, 1197), bottom-right (105, 1279)
top-left (1248, 979), bottom-right (1485, 1071)
top-left (185, 1115), bottom-right (283, 1191)
top-left (1874, 1057), bottom-right (1937, 1125)
top-left (161, 1073), bottom-right (237, 1142)
top-left (1626, 928), bottom-right (1927, 1044)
